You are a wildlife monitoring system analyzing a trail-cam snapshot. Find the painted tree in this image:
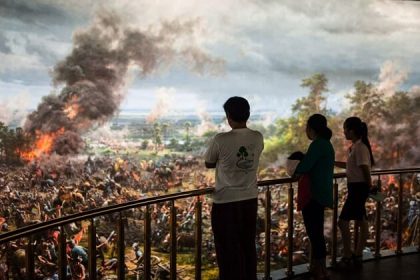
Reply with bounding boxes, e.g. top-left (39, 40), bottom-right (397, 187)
top-left (379, 91), bottom-right (420, 166)
top-left (261, 73), bottom-right (331, 166)
top-left (184, 121), bottom-right (192, 146)
top-left (345, 80), bottom-right (420, 167)
top-left (152, 123), bottom-right (162, 153)
top-left (294, 73), bottom-right (328, 115)
top-left (0, 124), bottom-right (30, 164)
top-left (346, 80), bottom-right (384, 122)
top-left (161, 123), bottom-right (169, 143)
